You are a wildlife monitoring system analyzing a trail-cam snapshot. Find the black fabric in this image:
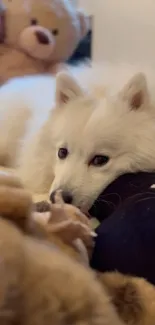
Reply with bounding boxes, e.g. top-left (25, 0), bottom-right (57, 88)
top-left (90, 172), bottom-right (155, 285)
top-left (89, 172), bottom-right (155, 222)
